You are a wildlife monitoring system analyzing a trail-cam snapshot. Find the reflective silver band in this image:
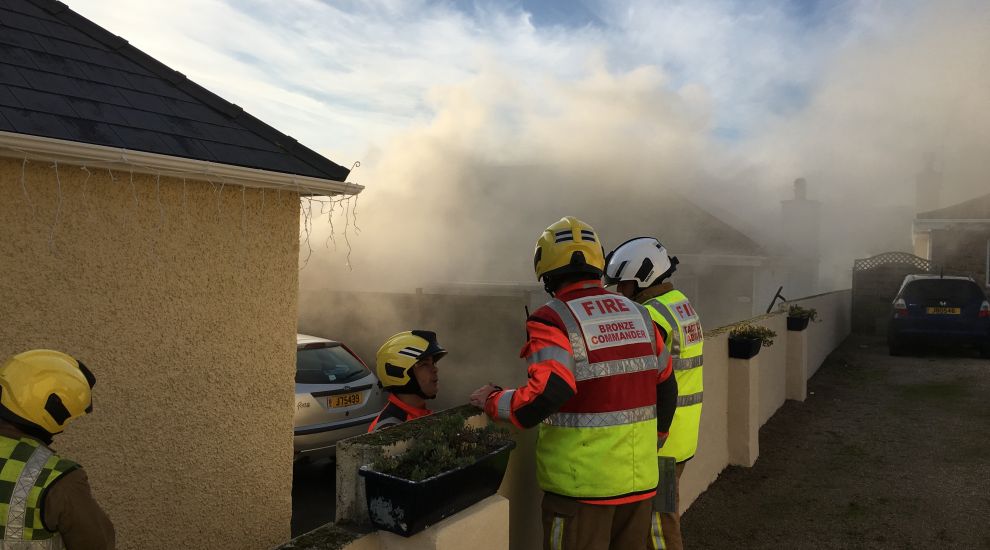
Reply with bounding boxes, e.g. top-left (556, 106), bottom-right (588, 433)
top-left (646, 299), bottom-right (681, 354)
top-left (526, 346), bottom-right (575, 373)
top-left (544, 404), bottom-right (656, 428)
top-left (635, 302), bottom-right (658, 355)
top-left (7, 445), bottom-right (53, 541)
top-left (651, 511), bottom-right (665, 549)
top-left (550, 516), bottom-right (565, 550)
top-left (373, 417), bottom-right (403, 431)
top-left (673, 355), bottom-right (704, 371)
top-left (546, 299), bottom-right (590, 368)
top-left (496, 389), bottom-right (515, 420)
top-left (0, 539), bottom-right (63, 549)
top-left (657, 345), bottom-right (671, 373)
top-left (575, 356), bottom-right (659, 382)
top-left (677, 392), bottom-right (703, 407)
